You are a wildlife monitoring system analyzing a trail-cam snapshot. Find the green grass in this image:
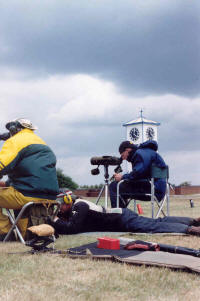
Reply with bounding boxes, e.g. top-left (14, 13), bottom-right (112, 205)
top-left (1, 195), bottom-right (200, 301)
